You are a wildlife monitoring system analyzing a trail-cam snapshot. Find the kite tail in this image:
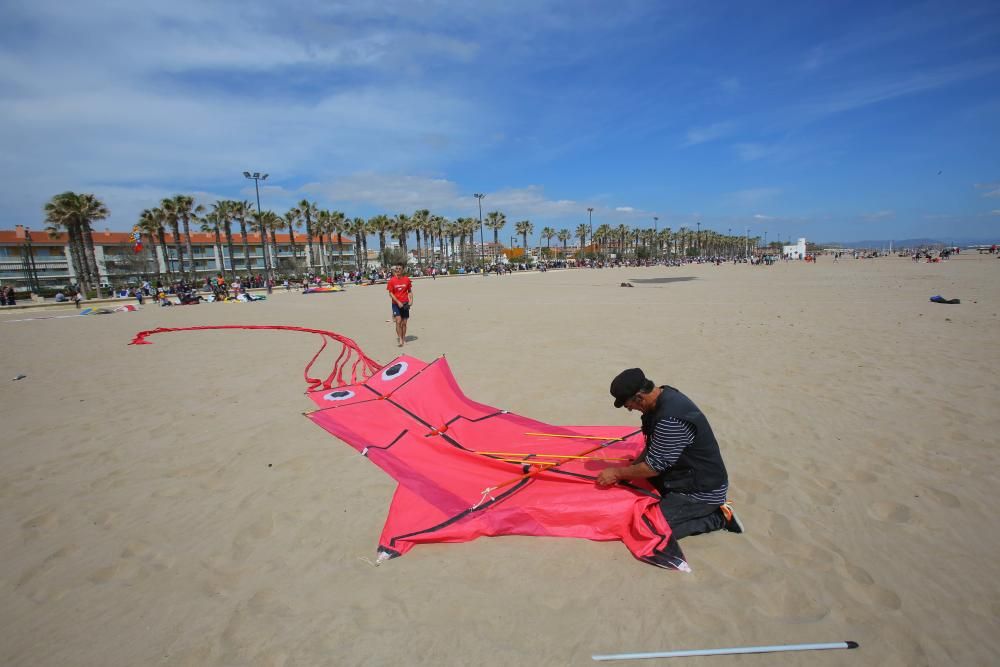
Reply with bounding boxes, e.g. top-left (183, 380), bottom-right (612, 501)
top-left (129, 325), bottom-right (381, 391)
